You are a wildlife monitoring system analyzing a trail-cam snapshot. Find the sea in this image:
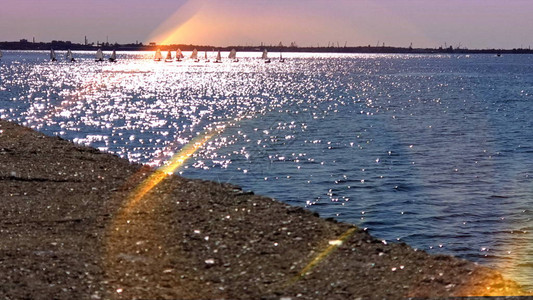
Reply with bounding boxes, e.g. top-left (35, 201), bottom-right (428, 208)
top-left (1, 50), bottom-right (532, 290)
